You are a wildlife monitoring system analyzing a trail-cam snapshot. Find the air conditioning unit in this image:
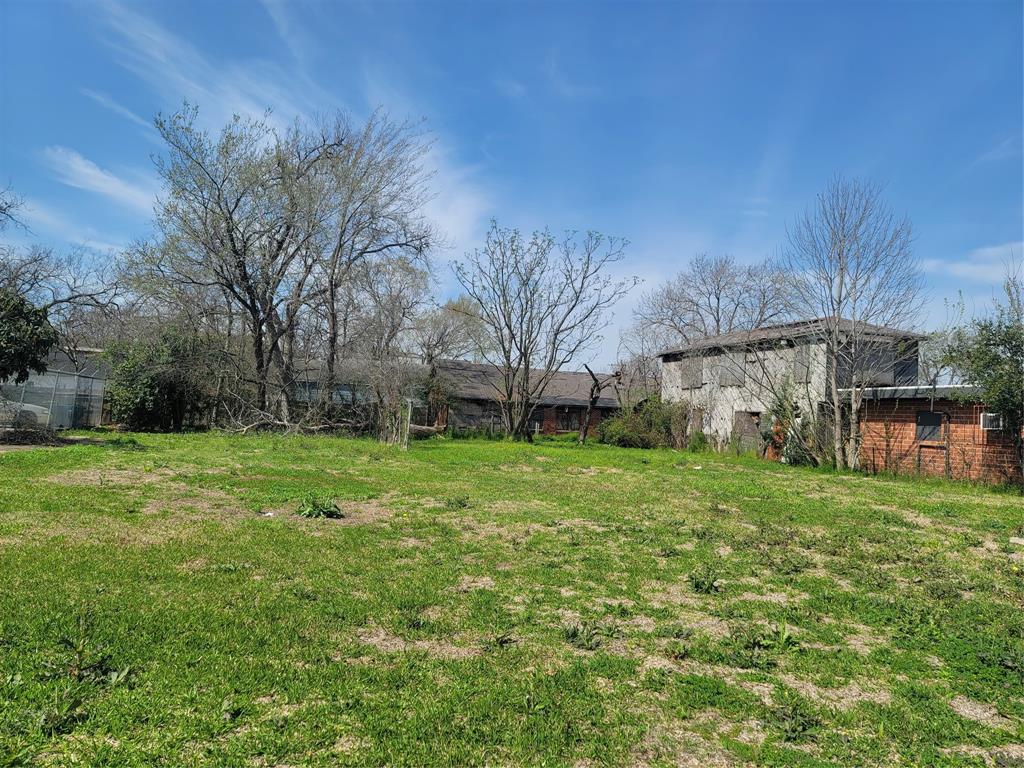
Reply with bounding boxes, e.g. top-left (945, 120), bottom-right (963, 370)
top-left (980, 412), bottom-right (1003, 431)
